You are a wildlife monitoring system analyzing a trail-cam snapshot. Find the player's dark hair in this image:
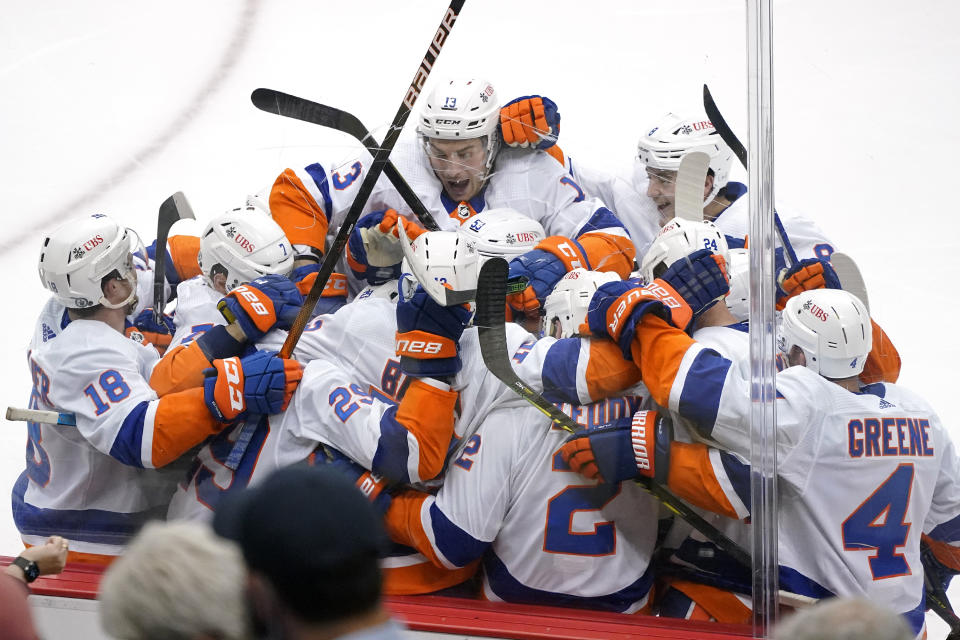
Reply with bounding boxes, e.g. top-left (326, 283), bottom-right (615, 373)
top-left (270, 551), bottom-right (382, 624)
